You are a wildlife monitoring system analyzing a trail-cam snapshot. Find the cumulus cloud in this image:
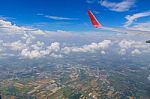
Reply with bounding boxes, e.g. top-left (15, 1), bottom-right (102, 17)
top-left (101, 51), bottom-right (106, 54)
top-left (131, 49), bottom-right (141, 55)
top-left (3, 40), bottom-right (26, 51)
top-left (100, 0), bottom-right (135, 12)
top-left (124, 11), bottom-right (150, 27)
top-left (118, 39), bottom-right (150, 55)
top-left (1, 38), bottom-right (149, 59)
top-left (62, 40), bottom-right (112, 54)
top-left (0, 19), bottom-right (46, 35)
top-left (20, 40), bottom-right (112, 59)
top-left (119, 39), bottom-right (135, 49)
top-left (0, 19), bottom-right (29, 34)
top-left (21, 42), bottom-right (61, 59)
top-left (47, 42), bottom-right (60, 52)
top-left (21, 49), bottom-right (41, 59)
top-left (31, 41), bottom-right (45, 50)
top-left (50, 53), bottom-right (63, 58)
top-left (119, 39), bottom-right (149, 49)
